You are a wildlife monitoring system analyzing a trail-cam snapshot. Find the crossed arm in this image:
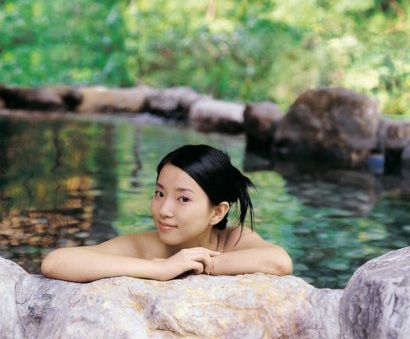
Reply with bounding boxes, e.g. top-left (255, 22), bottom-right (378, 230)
top-left (211, 227), bottom-right (293, 276)
top-left (41, 229), bottom-right (292, 283)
